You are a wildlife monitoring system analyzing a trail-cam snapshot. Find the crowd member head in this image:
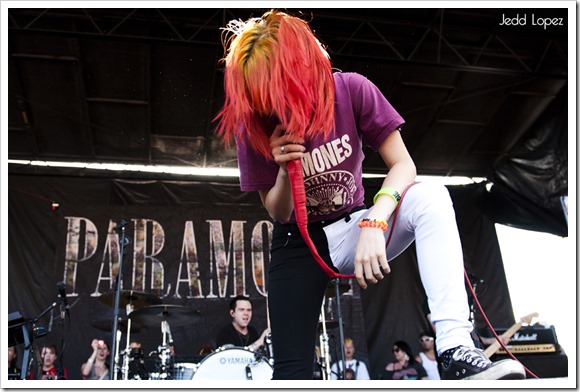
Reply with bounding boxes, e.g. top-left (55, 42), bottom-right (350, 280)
top-left (8, 345), bottom-right (20, 379)
top-left (8, 346), bottom-right (18, 368)
top-left (129, 340), bottom-right (142, 350)
top-left (419, 330), bottom-right (436, 352)
top-left (95, 340), bottom-right (110, 361)
top-left (343, 338), bottom-right (356, 361)
top-left (40, 344), bottom-right (58, 370)
top-left (392, 341), bottom-right (414, 363)
top-left (345, 368), bottom-right (356, 380)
